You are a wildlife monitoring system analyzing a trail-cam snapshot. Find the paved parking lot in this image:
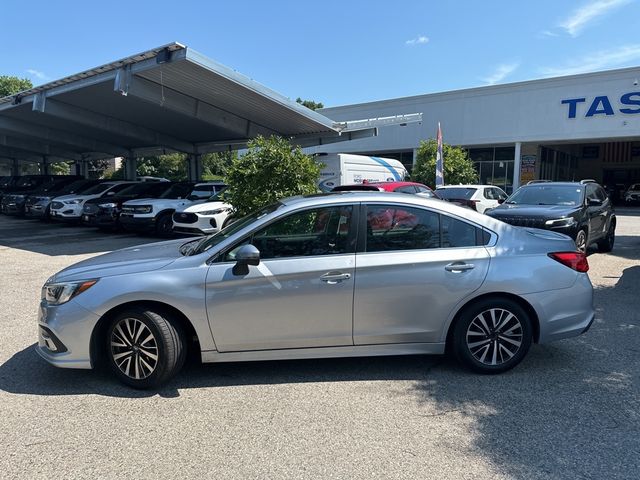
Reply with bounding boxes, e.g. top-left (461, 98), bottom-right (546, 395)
top-left (1, 212), bottom-right (639, 479)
